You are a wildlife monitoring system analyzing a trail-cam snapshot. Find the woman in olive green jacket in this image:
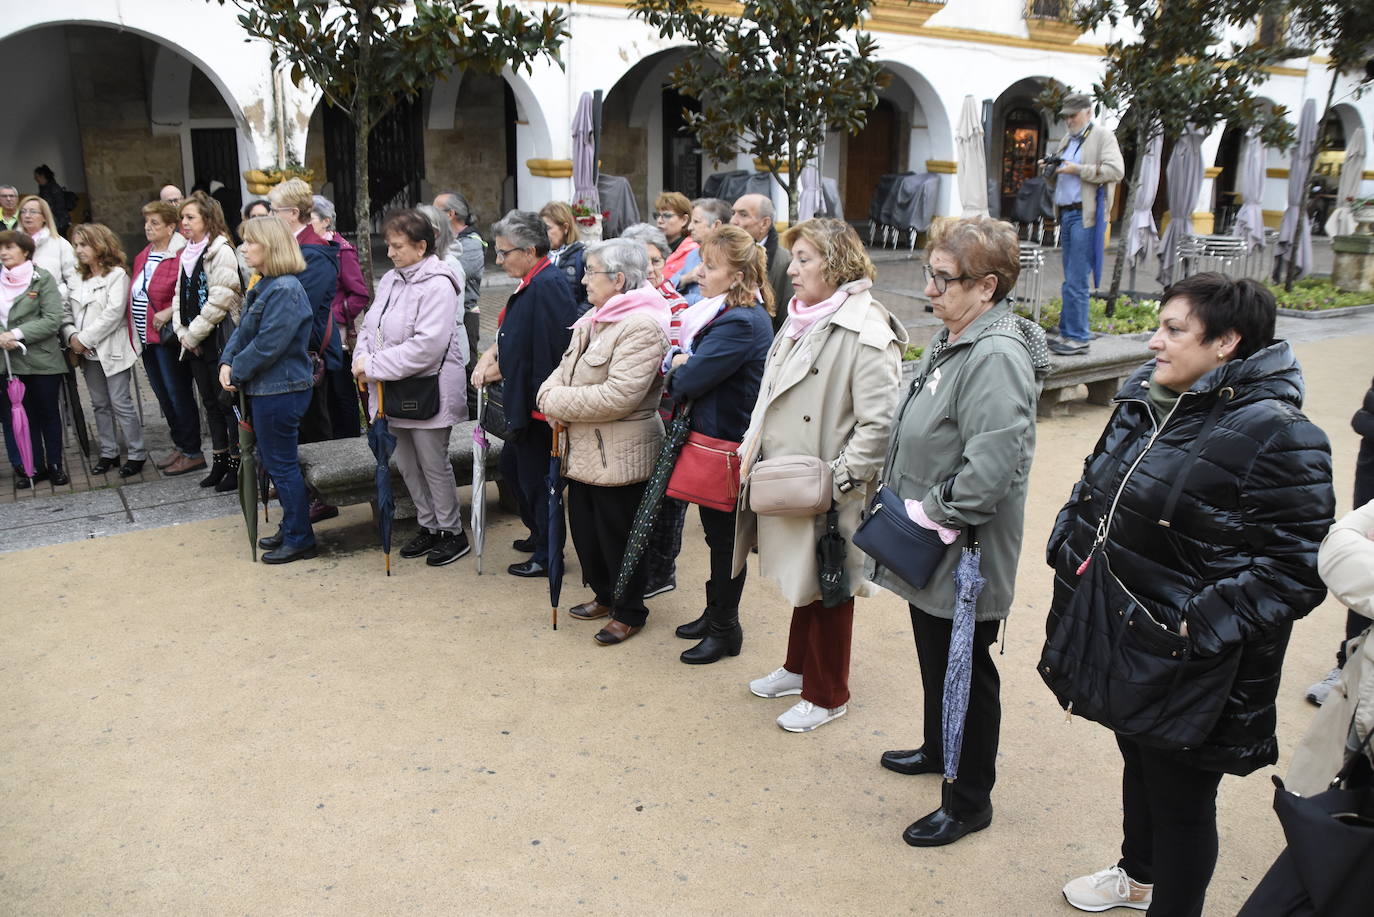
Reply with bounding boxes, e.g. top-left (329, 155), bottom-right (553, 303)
top-left (0, 229), bottom-right (69, 487)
